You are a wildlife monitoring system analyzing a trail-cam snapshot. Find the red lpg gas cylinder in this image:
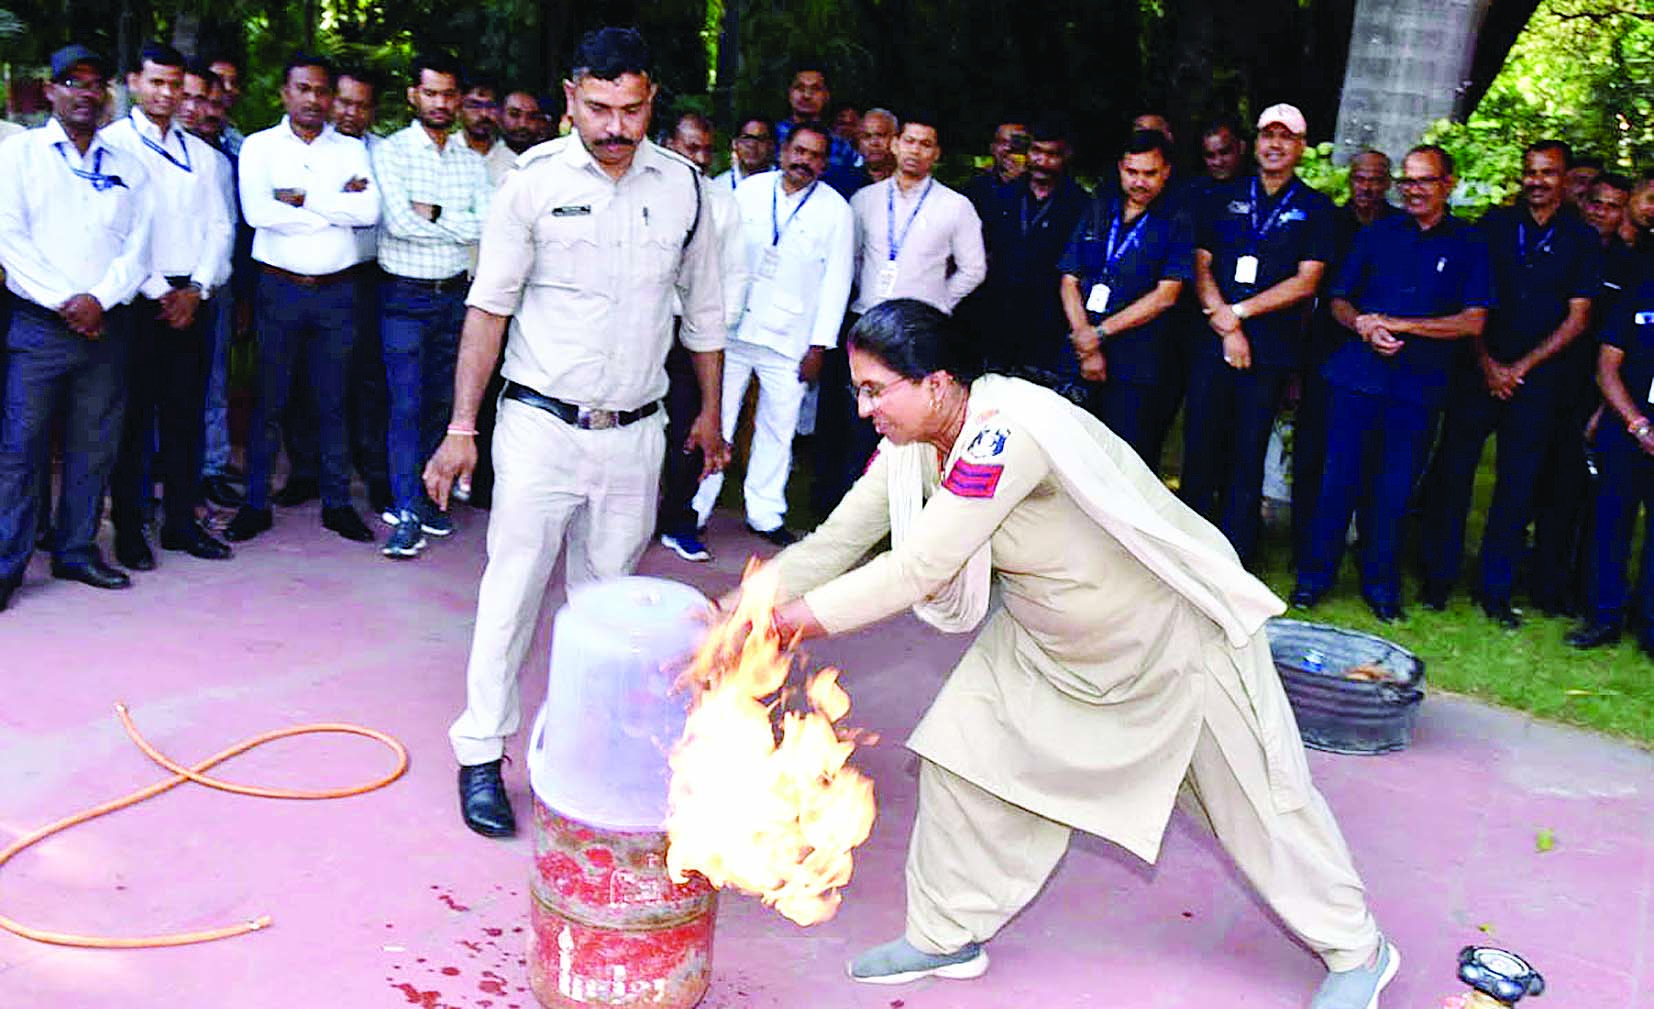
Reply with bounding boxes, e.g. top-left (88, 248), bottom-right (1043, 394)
top-left (529, 798), bottom-right (716, 1008)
